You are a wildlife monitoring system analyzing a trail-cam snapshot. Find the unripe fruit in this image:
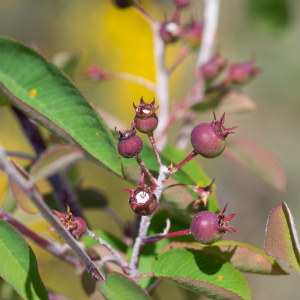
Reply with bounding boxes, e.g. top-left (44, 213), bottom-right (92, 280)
top-left (123, 174), bottom-right (157, 216)
top-left (133, 97), bottom-right (159, 133)
top-left (190, 111), bottom-right (237, 158)
top-left (190, 204), bottom-right (239, 245)
top-left (51, 205), bottom-right (87, 239)
top-left (182, 20), bottom-right (203, 49)
top-left (199, 54), bottom-right (227, 80)
top-left (116, 123), bottom-right (143, 158)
